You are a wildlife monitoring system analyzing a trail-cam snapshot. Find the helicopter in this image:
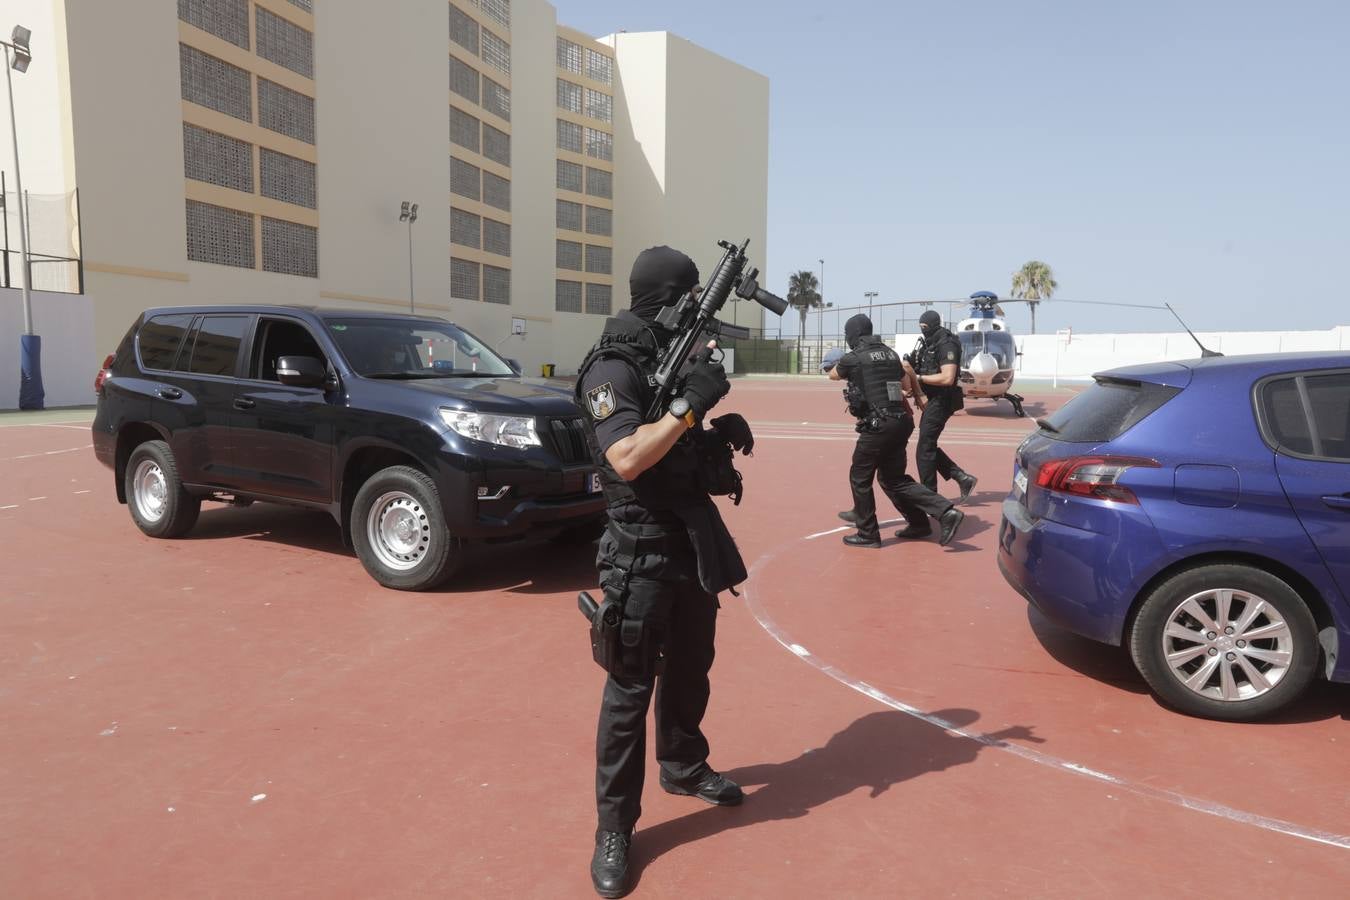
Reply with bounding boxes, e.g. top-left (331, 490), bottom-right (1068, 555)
top-left (885, 291), bottom-right (1195, 417)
